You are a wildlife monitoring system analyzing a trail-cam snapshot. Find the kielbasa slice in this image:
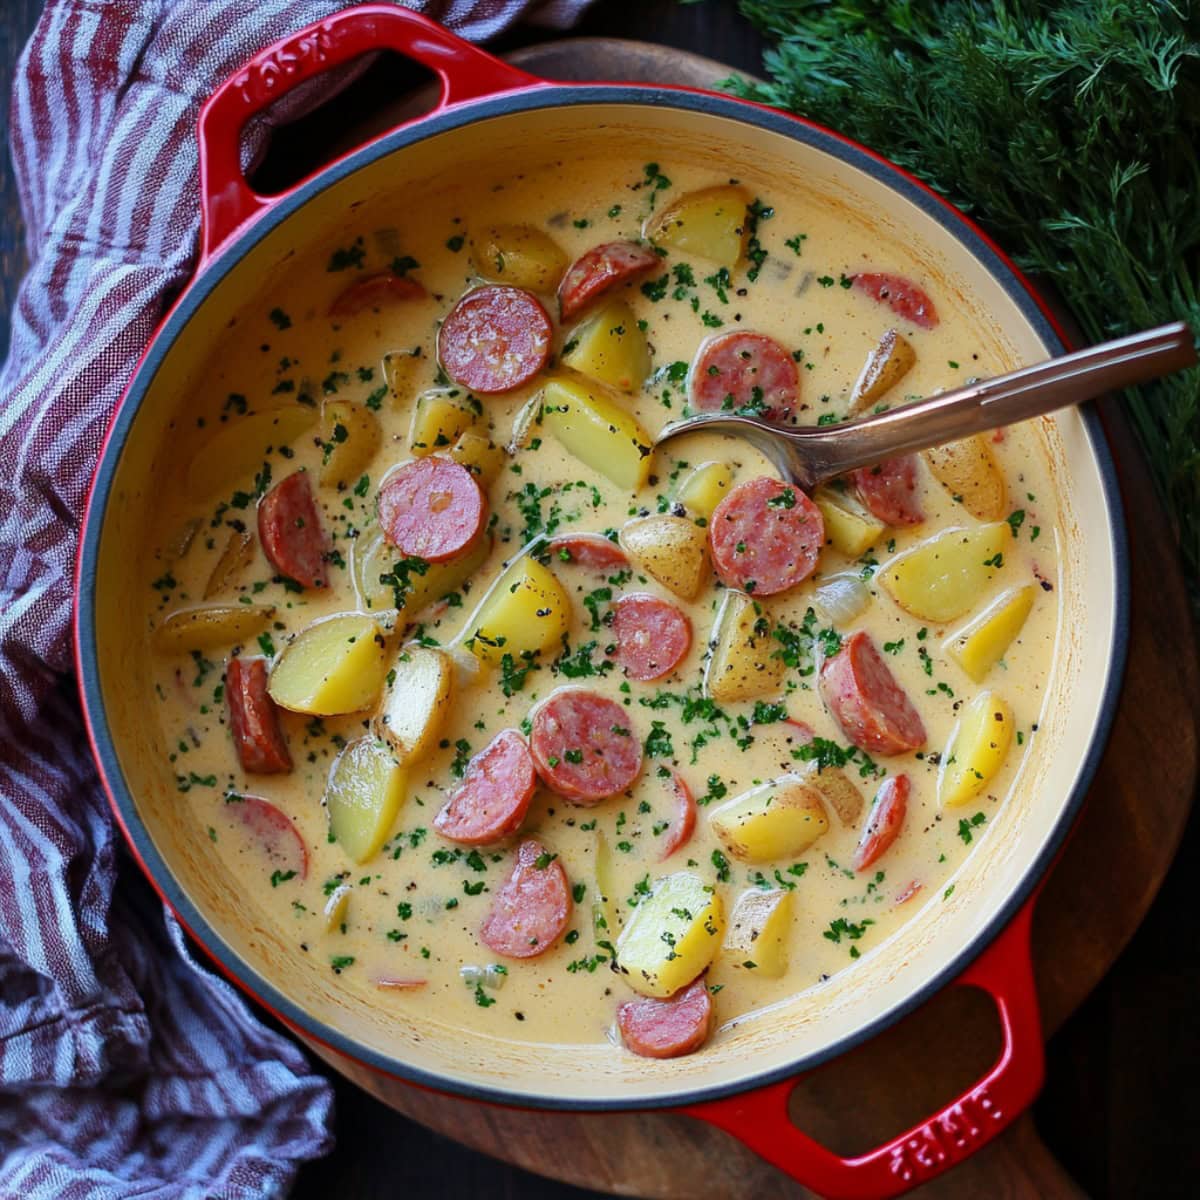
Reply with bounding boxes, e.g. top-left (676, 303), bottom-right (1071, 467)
top-left (479, 838), bottom-right (572, 959)
top-left (437, 285), bottom-right (552, 394)
top-left (226, 656), bottom-right (291, 774)
top-left (689, 331), bottom-right (798, 423)
top-left (257, 471), bottom-right (328, 589)
top-left (612, 593), bottom-right (692, 682)
top-left (851, 272), bottom-right (939, 330)
top-left (558, 241), bottom-right (660, 322)
top-left (329, 271), bottom-right (425, 317)
top-left (618, 976), bottom-right (714, 1059)
top-left (377, 457), bottom-right (485, 563)
top-left (547, 533), bottom-right (629, 572)
top-left (852, 774), bottom-right (909, 871)
top-left (851, 455), bottom-right (924, 526)
top-left (658, 770), bottom-right (696, 861)
top-left (226, 795), bottom-right (308, 881)
top-left (434, 729), bottom-right (536, 846)
top-left (530, 689), bottom-right (643, 805)
top-left (709, 477), bottom-right (824, 596)
top-left (819, 631), bottom-right (927, 755)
